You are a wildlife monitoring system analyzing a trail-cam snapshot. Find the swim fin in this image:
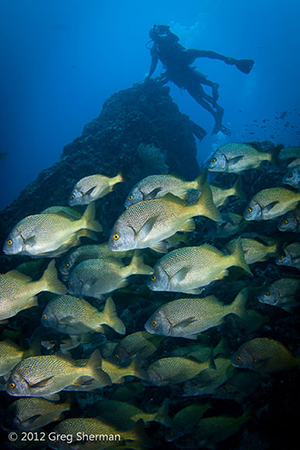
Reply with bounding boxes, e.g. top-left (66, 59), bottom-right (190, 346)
top-left (235, 59), bottom-right (254, 74)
